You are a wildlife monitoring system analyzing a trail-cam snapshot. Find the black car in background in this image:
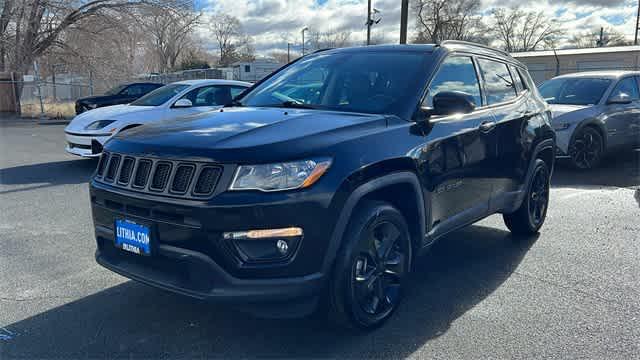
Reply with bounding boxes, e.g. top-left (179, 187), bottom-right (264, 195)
top-left (90, 42), bottom-right (555, 330)
top-left (75, 82), bottom-right (163, 114)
